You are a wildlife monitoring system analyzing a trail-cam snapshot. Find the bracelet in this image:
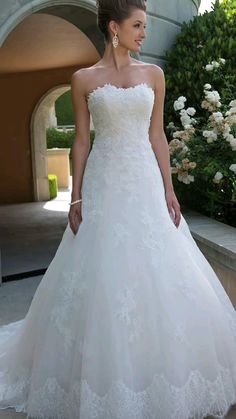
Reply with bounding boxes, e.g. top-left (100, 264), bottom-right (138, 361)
top-left (69, 199), bottom-right (82, 206)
